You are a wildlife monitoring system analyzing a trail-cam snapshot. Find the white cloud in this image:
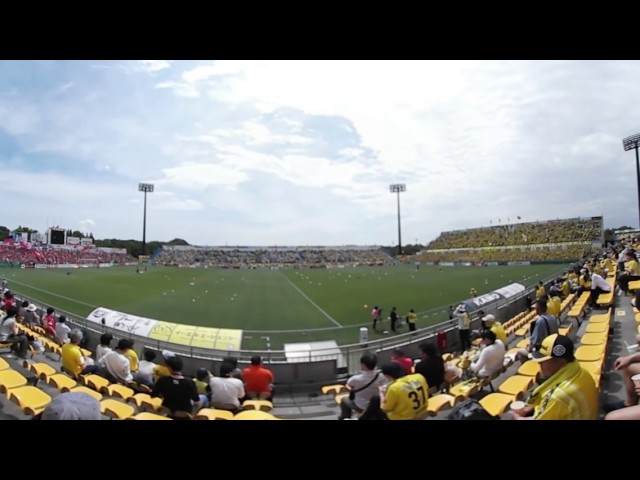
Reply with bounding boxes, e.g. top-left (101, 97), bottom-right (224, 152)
top-left (79, 219), bottom-right (95, 227)
top-left (156, 163), bottom-right (249, 190)
top-left (139, 60), bottom-right (171, 72)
